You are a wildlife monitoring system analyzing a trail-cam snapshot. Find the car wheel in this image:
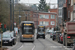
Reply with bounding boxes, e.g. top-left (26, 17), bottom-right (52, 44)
top-left (36, 37), bottom-right (38, 39)
top-left (10, 42), bottom-right (13, 46)
top-left (13, 40), bottom-right (16, 45)
top-left (43, 37), bottom-right (45, 39)
top-left (32, 41), bottom-right (34, 43)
